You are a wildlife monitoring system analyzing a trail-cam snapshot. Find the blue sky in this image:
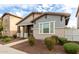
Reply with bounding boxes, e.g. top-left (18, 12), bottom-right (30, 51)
top-left (0, 0), bottom-right (78, 28)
